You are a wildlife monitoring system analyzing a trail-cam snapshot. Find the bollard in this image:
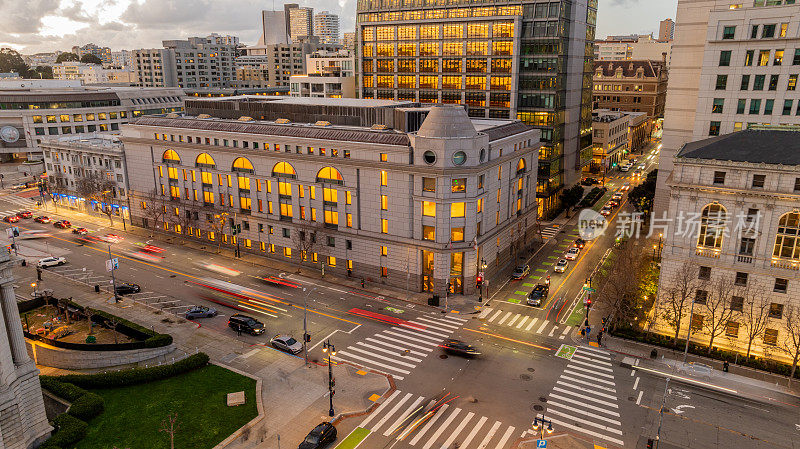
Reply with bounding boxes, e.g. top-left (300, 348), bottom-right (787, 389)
top-left (650, 348), bottom-right (658, 359)
top-left (94, 285), bottom-right (100, 293)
